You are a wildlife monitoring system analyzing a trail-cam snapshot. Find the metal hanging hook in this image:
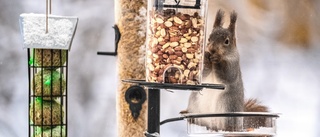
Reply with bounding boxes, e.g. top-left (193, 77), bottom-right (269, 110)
top-left (46, 0), bottom-right (52, 33)
top-left (97, 25), bottom-right (120, 56)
